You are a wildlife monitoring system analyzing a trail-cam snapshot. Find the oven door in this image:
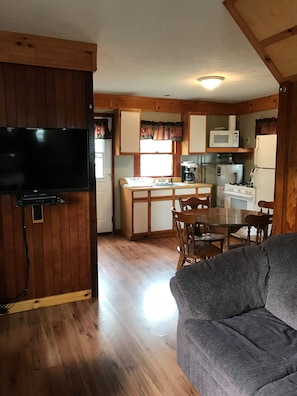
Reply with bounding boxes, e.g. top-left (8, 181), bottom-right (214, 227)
top-left (224, 191), bottom-right (255, 210)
